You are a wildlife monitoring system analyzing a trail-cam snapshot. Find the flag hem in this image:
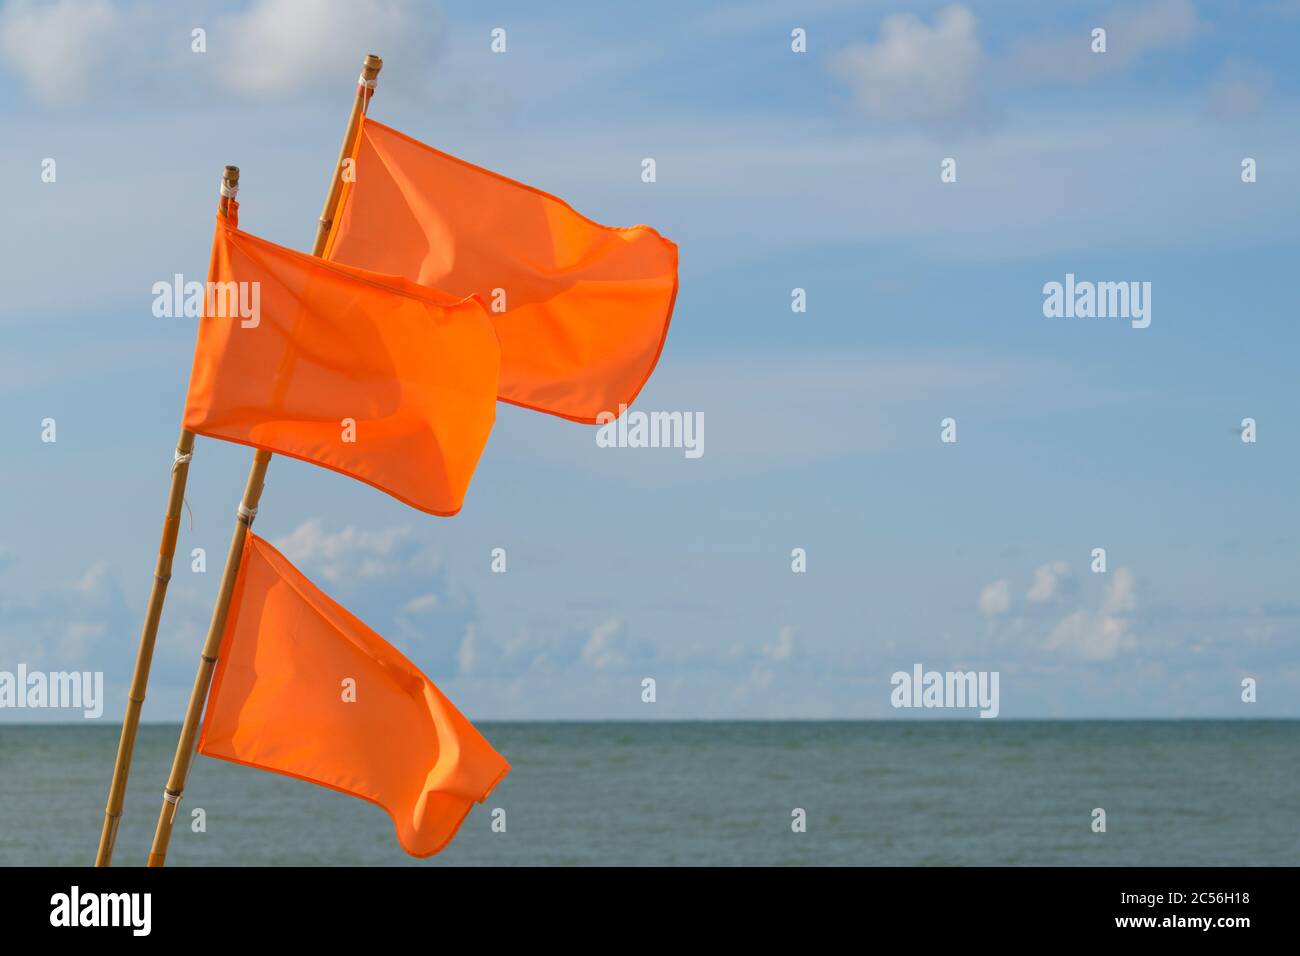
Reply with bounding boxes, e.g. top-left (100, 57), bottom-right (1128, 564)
top-left (184, 427), bottom-right (477, 518)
